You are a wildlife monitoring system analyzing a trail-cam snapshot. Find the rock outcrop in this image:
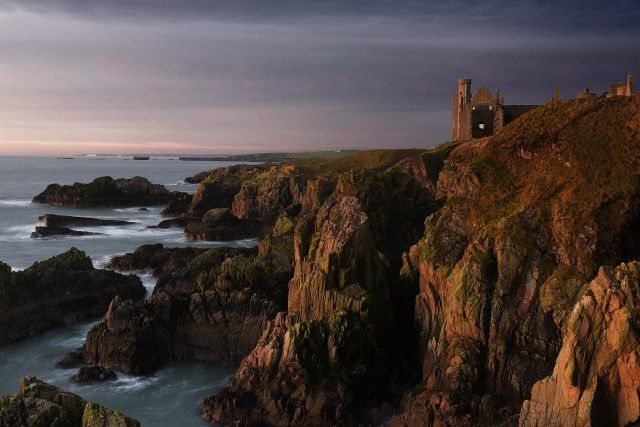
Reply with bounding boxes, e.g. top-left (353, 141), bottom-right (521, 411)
top-left (81, 244), bottom-right (288, 374)
top-left (184, 208), bottom-right (263, 241)
top-left (0, 376), bottom-right (139, 426)
top-left (32, 176), bottom-right (173, 207)
top-left (0, 248), bottom-right (145, 345)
